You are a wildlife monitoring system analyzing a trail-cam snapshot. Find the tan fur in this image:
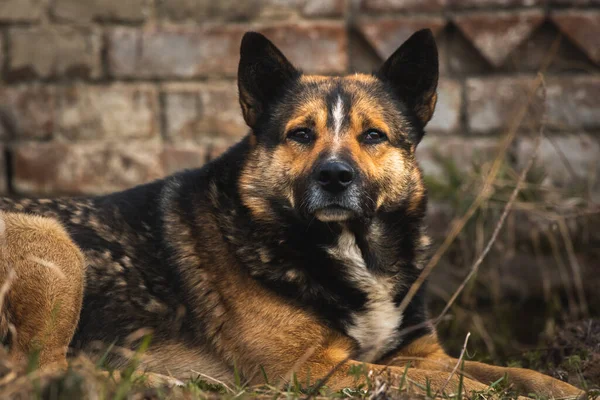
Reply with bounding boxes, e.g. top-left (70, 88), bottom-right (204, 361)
top-left (0, 211), bottom-right (85, 370)
top-left (0, 203), bottom-right (584, 398)
top-left (381, 334), bottom-right (581, 399)
top-left (0, 62), bottom-right (584, 400)
top-left (240, 73), bottom-right (422, 222)
top-left (215, 65), bottom-right (582, 397)
top-left (176, 242), bottom-right (582, 398)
